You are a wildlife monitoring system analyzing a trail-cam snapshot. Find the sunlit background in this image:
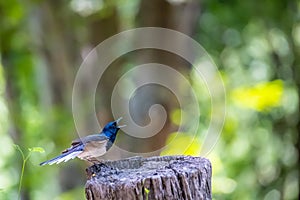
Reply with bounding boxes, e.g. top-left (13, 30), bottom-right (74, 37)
top-left (1, 0), bottom-right (299, 199)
